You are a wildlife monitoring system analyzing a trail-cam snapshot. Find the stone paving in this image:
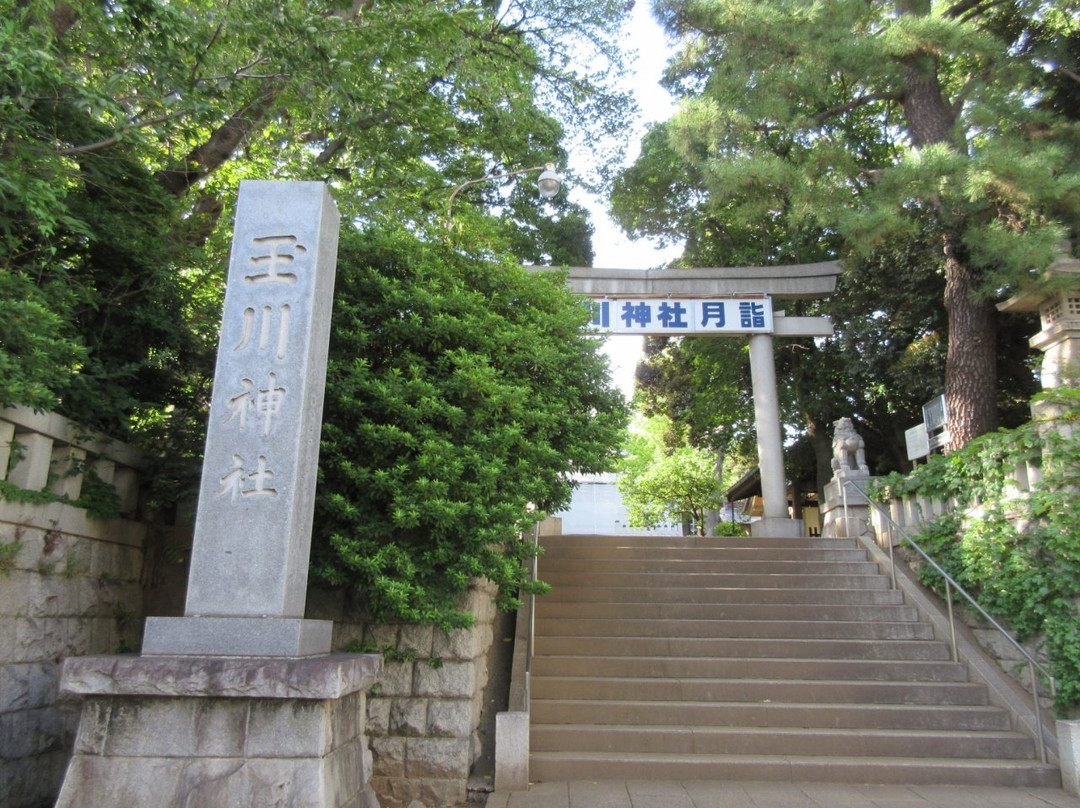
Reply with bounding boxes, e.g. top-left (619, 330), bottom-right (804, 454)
top-left (487, 780), bottom-right (1080, 808)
